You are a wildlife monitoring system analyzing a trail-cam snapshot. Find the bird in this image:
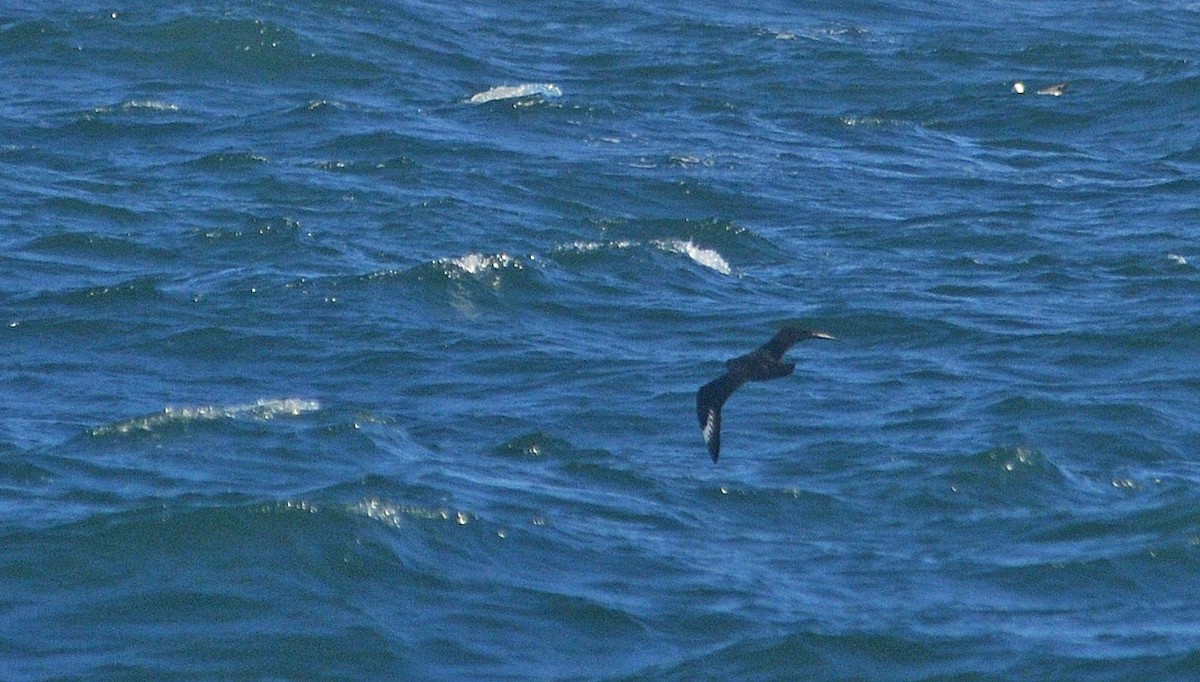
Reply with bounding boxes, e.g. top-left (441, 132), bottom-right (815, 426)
top-left (696, 326), bottom-right (834, 462)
